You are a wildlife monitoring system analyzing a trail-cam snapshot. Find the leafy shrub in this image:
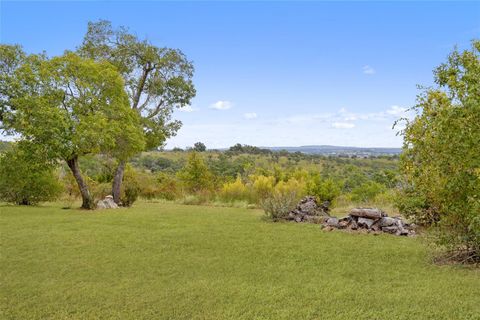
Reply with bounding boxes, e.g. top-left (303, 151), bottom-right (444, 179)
top-left (177, 152), bottom-right (213, 193)
top-left (0, 146), bottom-right (62, 205)
top-left (261, 178), bottom-right (305, 220)
top-left (154, 172), bottom-right (180, 200)
top-left (261, 191), bottom-right (298, 221)
top-left (306, 175), bottom-right (342, 205)
top-left (350, 181), bottom-right (386, 203)
top-left (120, 166), bottom-right (141, 207)
top-left (92, 182), bottom-right (112, 200)
top-left (274, 178), bottom-right (306, 203)
top-left (250, 174), bottom-right (275, 203)
top-left (394, 186), bottom-right (439, 225)
top-left (220, 175), bottom-right (249, 202)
